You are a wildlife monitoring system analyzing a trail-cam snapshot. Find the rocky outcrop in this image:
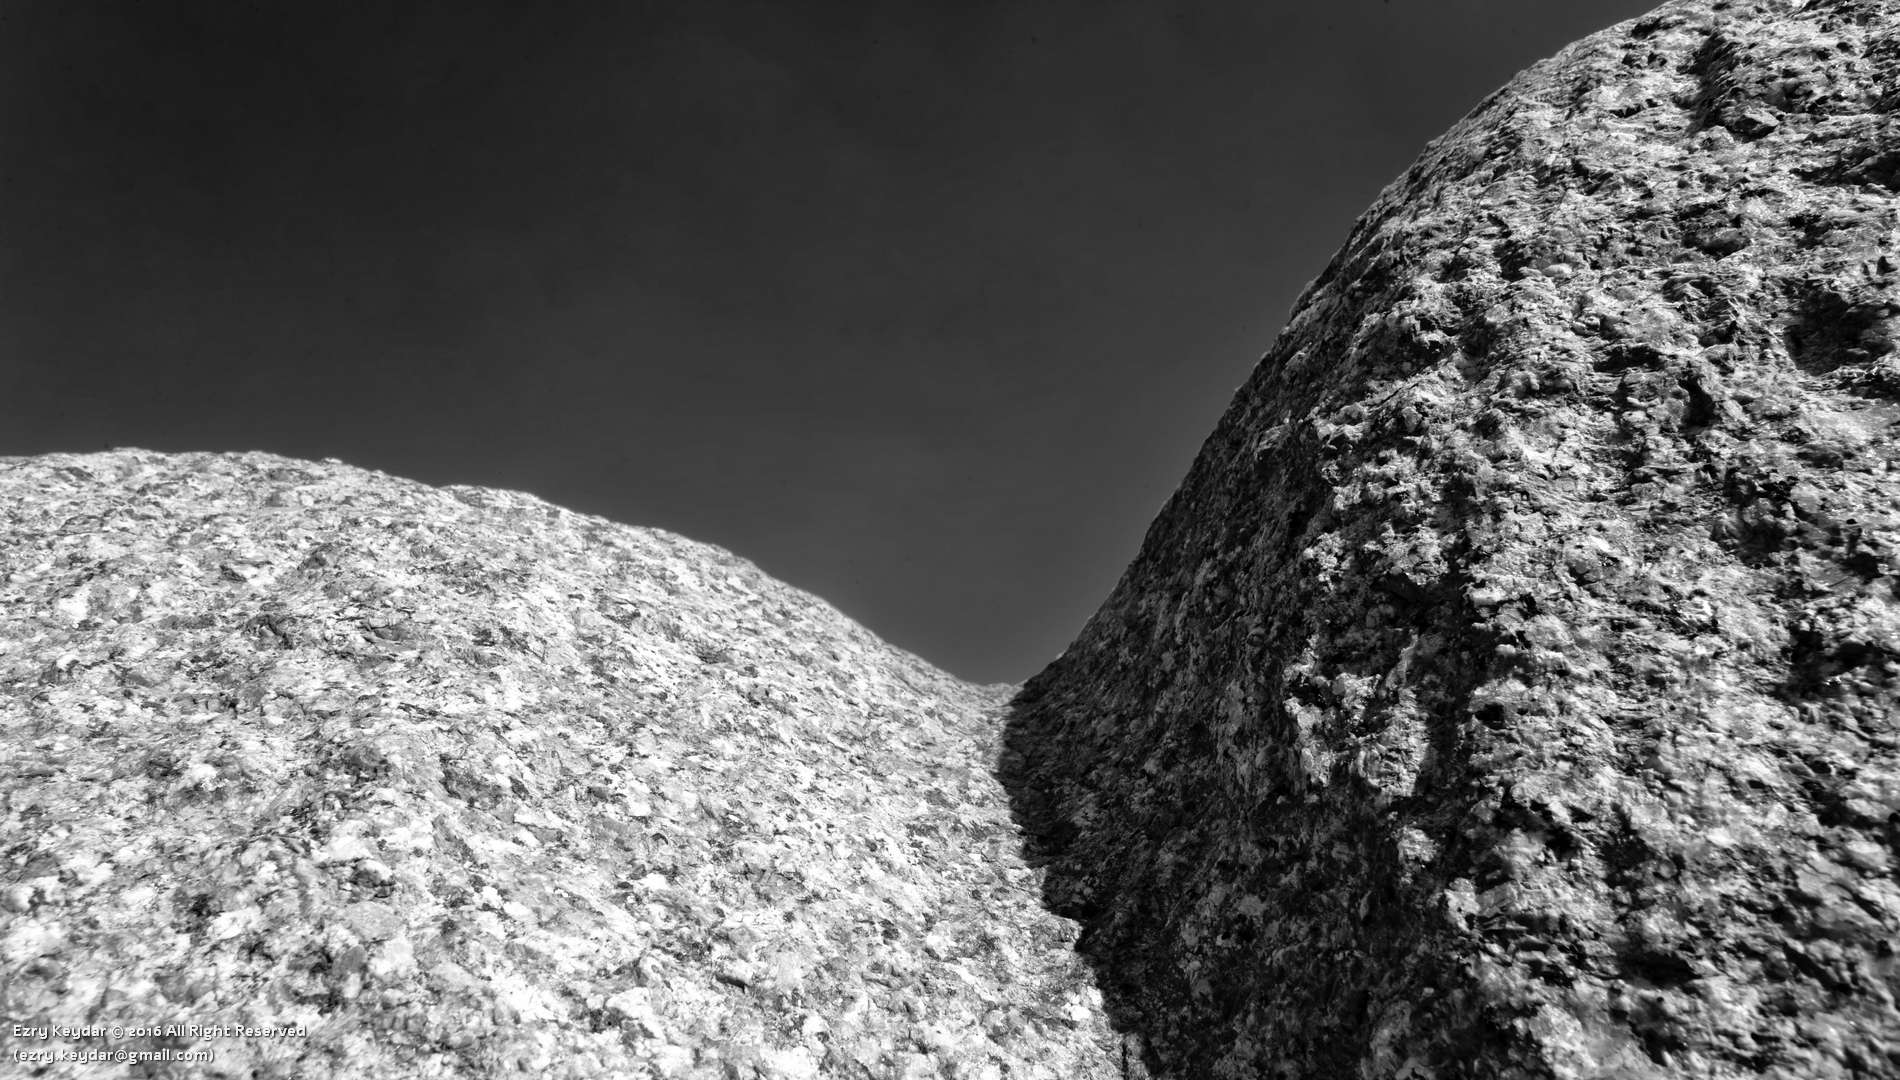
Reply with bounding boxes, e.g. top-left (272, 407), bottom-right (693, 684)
top-left (1003, 1), bottom-right (1900, 1077)
top-left (0, 450), bottom-right (1128, 1079)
